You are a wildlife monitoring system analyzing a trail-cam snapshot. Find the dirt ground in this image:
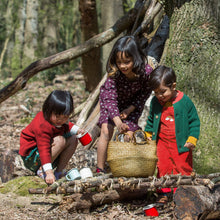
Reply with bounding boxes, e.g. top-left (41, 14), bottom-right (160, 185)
top-left (0, 186), bottom-right (174, 219)
top-left (0, 72), bottom-right (175, 219)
